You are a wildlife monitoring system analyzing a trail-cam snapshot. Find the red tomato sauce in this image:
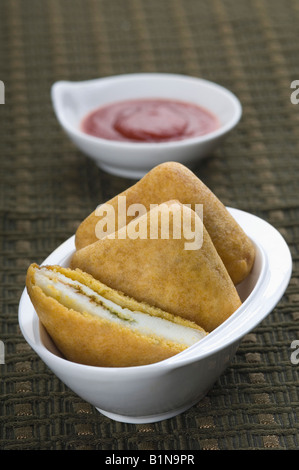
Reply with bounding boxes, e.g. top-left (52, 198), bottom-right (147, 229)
top-left (81, 99), bottom-right (220, 143)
